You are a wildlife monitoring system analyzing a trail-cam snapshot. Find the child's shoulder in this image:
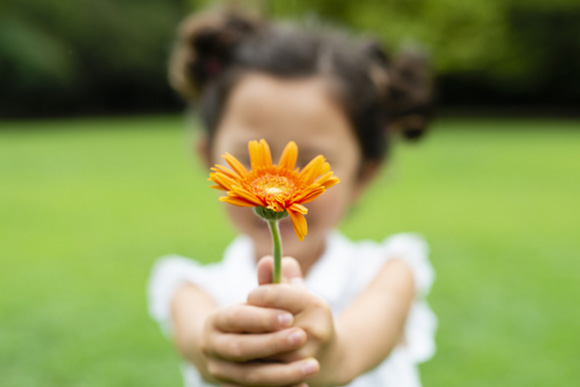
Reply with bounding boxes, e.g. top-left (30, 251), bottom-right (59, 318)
top-left (329, 231), bottom-right (434, 297)
top-left (147, 236), bottom-right (258, 333)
